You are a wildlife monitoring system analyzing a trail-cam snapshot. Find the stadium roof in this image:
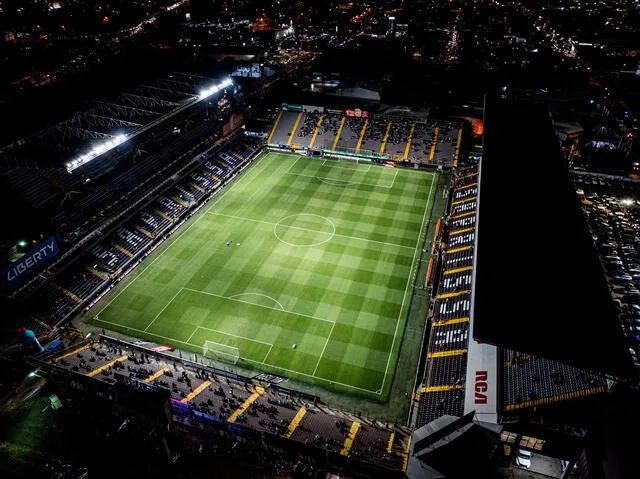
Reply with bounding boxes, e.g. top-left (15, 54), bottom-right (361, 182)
top-left (473, 97), bottom-right (635, 378)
